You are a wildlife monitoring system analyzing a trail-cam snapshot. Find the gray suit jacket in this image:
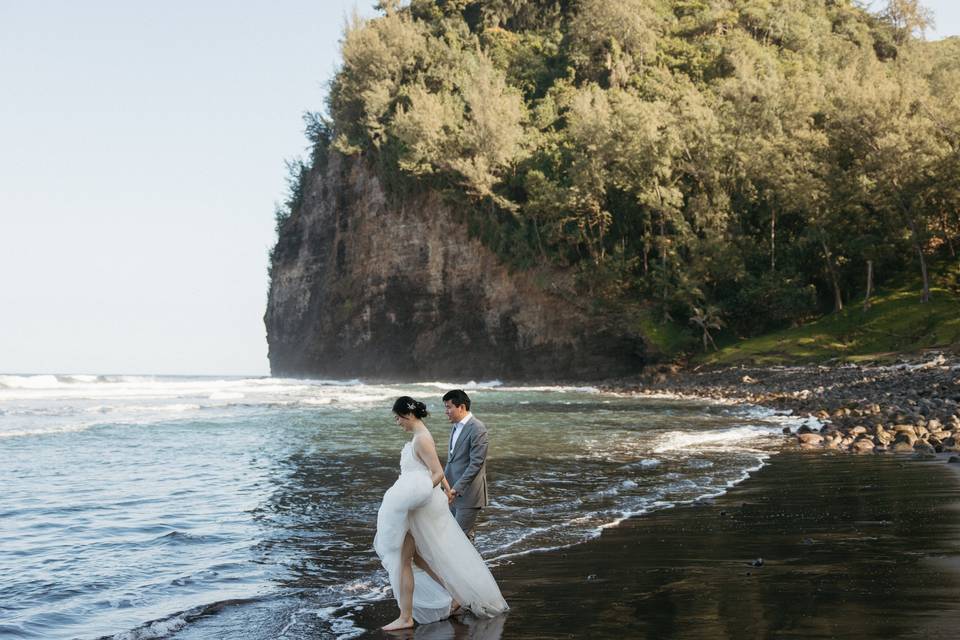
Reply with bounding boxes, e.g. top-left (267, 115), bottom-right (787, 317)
top-left (444, 416), bottom-right (489, 509)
